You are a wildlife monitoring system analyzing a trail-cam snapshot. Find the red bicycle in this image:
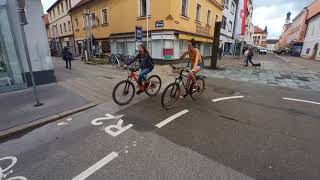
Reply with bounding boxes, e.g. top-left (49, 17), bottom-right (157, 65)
top-left (112, 67), bottom-right (162, 105)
